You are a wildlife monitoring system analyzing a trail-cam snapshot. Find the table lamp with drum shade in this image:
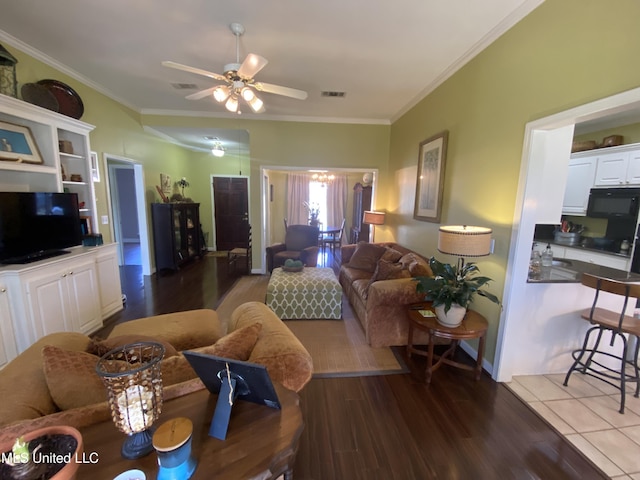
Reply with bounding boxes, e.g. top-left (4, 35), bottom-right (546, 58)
top-left (362, 211), bottom-right (385, 242)
top-left (437, 225), bottom-right (493, 271)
